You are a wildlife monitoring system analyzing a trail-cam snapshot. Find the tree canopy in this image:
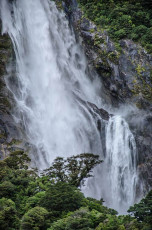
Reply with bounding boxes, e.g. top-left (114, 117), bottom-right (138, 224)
top-left (128, 190), bottom-right (152, 226)
top-left (78, 0), bottom-right (152, 53)
top-left (42, 153), bottom-right (102, 187)
top-left (0, 150), bottom-right (151, 229)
